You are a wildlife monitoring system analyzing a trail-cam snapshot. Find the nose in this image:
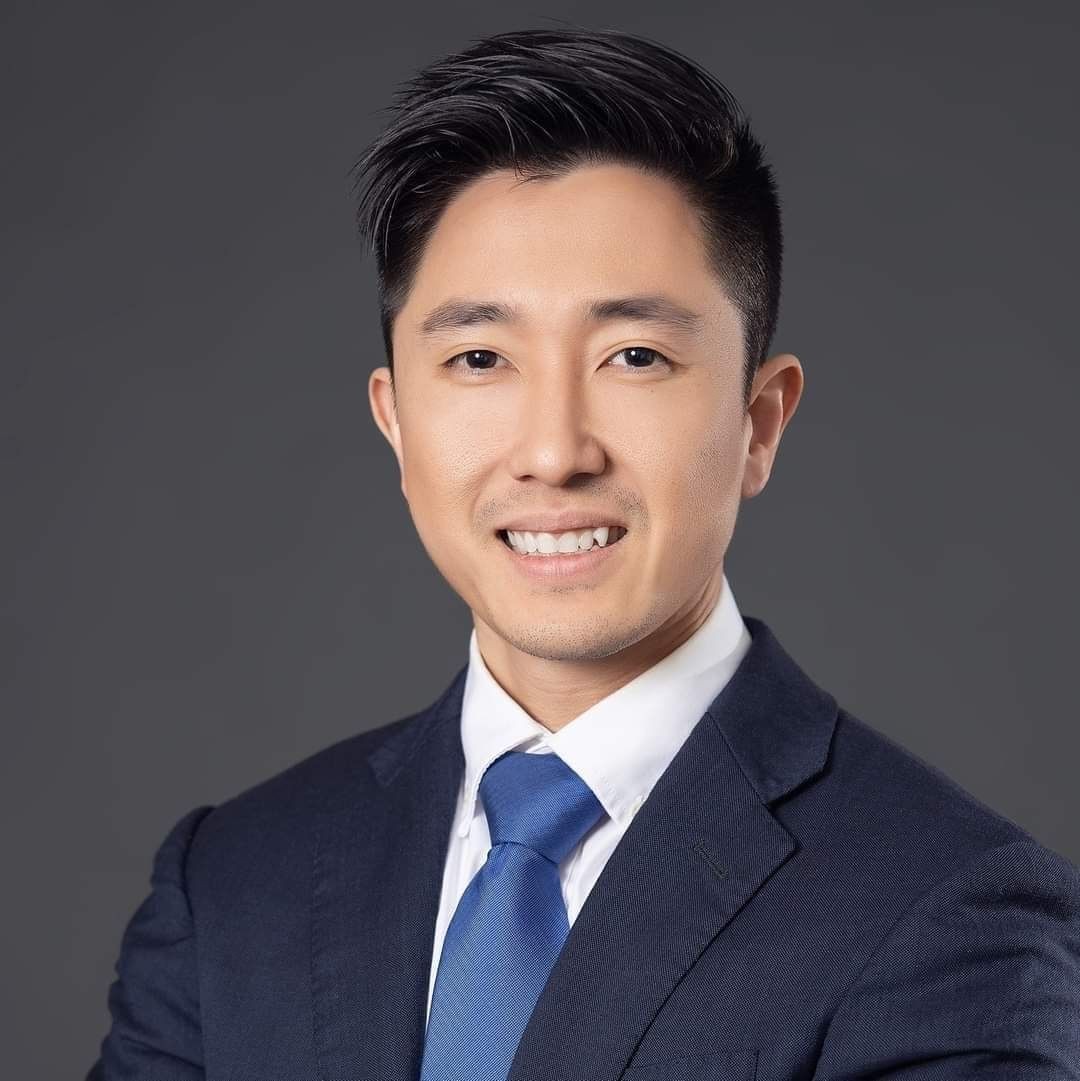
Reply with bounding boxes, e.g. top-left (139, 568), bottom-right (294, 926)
top-left (506, 369), bottom-right (607, 486)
